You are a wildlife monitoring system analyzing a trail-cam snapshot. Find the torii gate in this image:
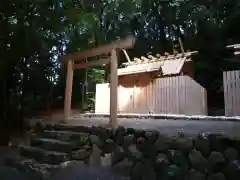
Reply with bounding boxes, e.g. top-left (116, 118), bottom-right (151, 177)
top-left (60, 36), bottom-right (136, 128)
